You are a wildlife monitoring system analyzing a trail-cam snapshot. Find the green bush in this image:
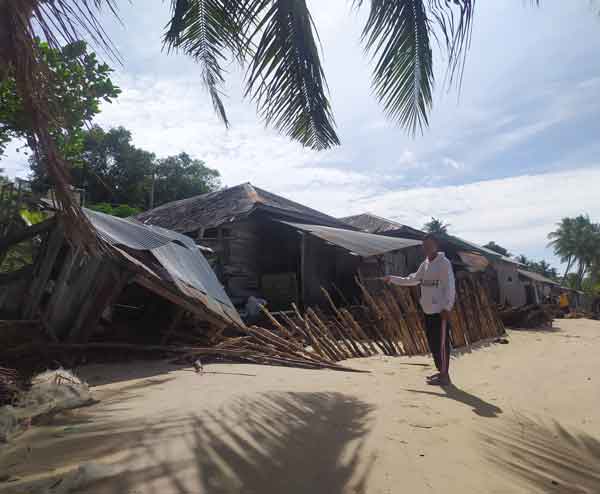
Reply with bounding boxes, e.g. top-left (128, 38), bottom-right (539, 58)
top-left (88, 203), bottom-right (141, 218)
